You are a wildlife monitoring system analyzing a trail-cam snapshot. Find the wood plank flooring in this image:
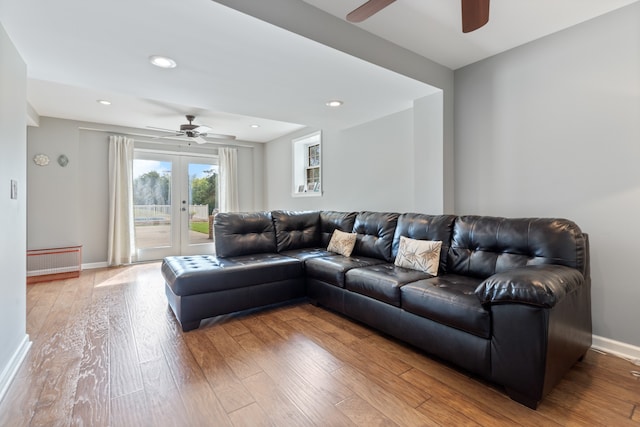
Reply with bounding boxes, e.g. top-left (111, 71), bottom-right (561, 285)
top-left (1, 262), bottom-right (639, 426)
